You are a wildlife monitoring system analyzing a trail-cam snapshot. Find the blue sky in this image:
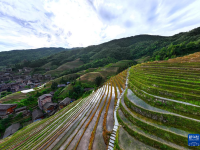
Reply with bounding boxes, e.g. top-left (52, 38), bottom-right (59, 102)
top-left (0, 0), bottom-right (200, 51)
